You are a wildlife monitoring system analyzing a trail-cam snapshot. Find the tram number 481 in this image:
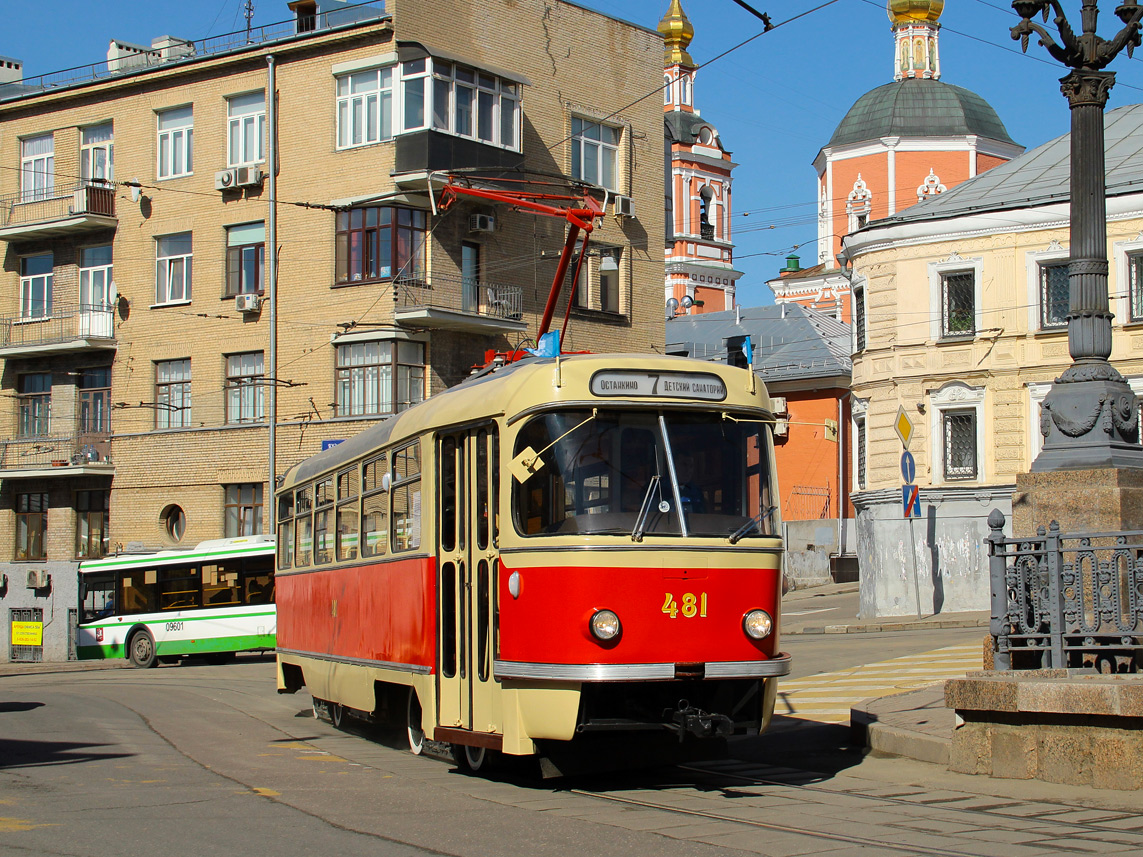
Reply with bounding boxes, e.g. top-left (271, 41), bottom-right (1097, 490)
top-left (662, 592), bottom-right (708, 619)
